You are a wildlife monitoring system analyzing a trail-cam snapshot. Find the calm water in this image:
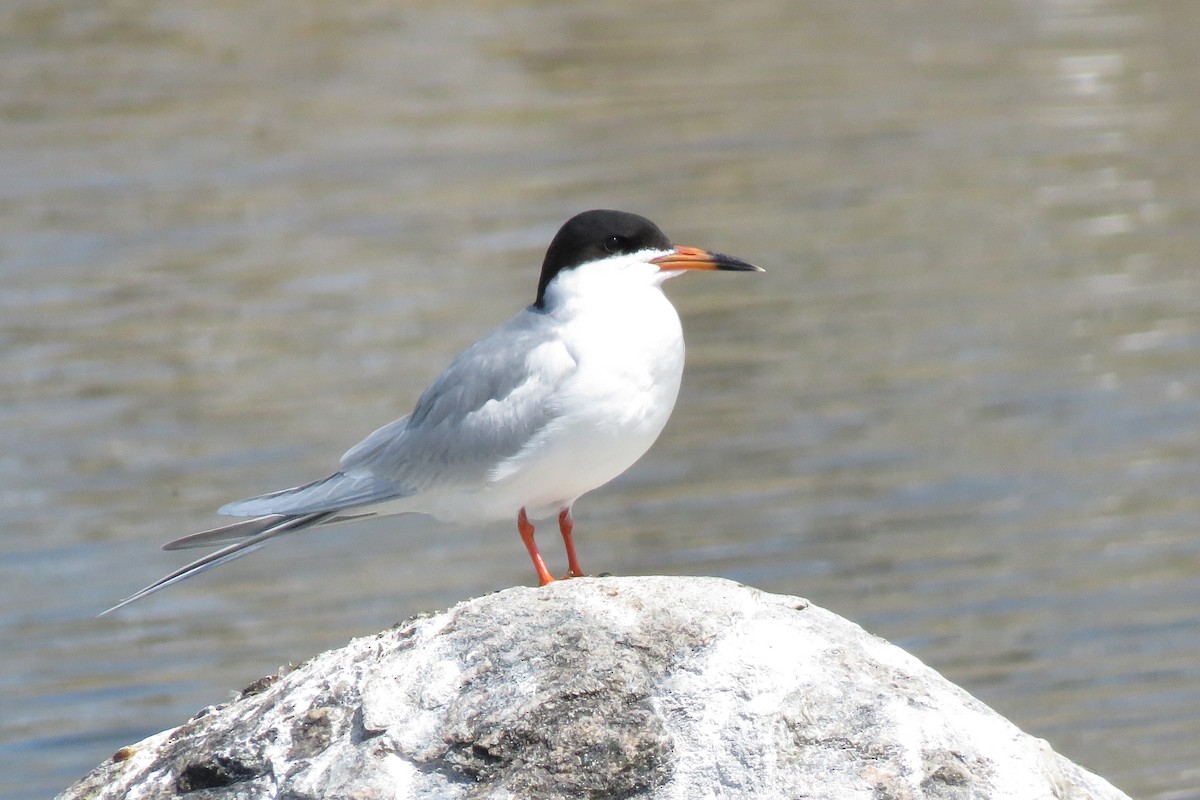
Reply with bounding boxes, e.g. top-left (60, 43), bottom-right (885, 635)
top-left (3, 1), bottom-right (1198, 798)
